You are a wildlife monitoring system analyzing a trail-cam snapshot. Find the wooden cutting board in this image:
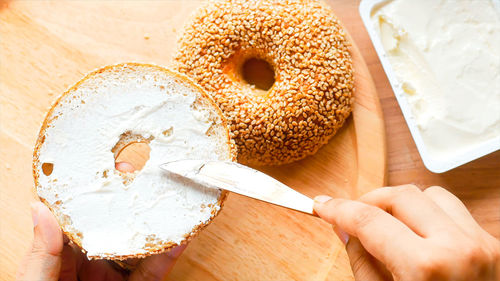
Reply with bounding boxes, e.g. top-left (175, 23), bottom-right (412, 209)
top-left (0, 1), bottom-right (386, 280)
